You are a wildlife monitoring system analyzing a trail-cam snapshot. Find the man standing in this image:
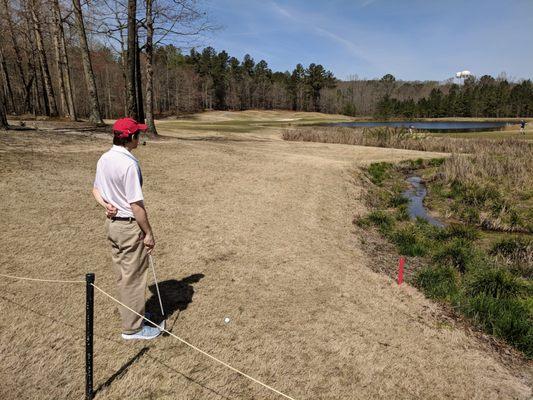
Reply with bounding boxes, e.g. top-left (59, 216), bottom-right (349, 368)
top-left (519, 120), bottom-right (526, 135)
top-left (92, 118), bottom-right (160, 340)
